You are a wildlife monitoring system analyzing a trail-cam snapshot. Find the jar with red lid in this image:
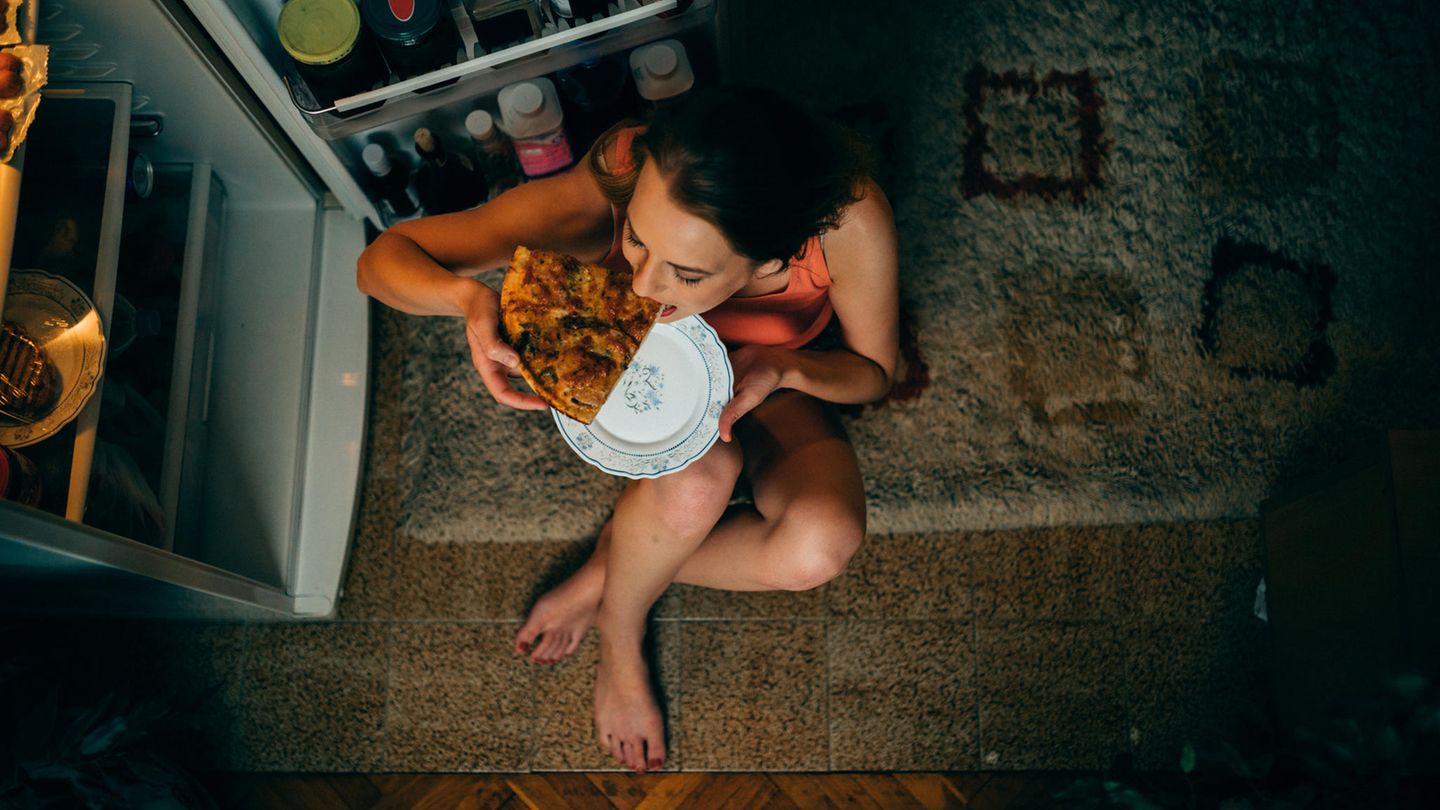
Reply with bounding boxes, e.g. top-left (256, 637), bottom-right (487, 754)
top-left (359, 0), bottom-right (462, 82)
